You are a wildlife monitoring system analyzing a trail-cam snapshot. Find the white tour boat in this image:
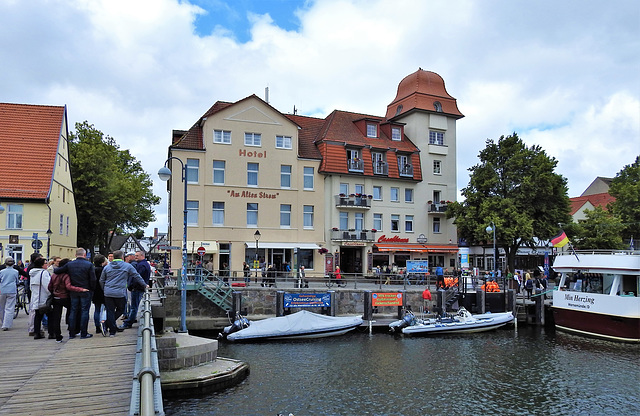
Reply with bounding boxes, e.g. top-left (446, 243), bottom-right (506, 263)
top-left (552, 250), bottom-right (640, 343)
